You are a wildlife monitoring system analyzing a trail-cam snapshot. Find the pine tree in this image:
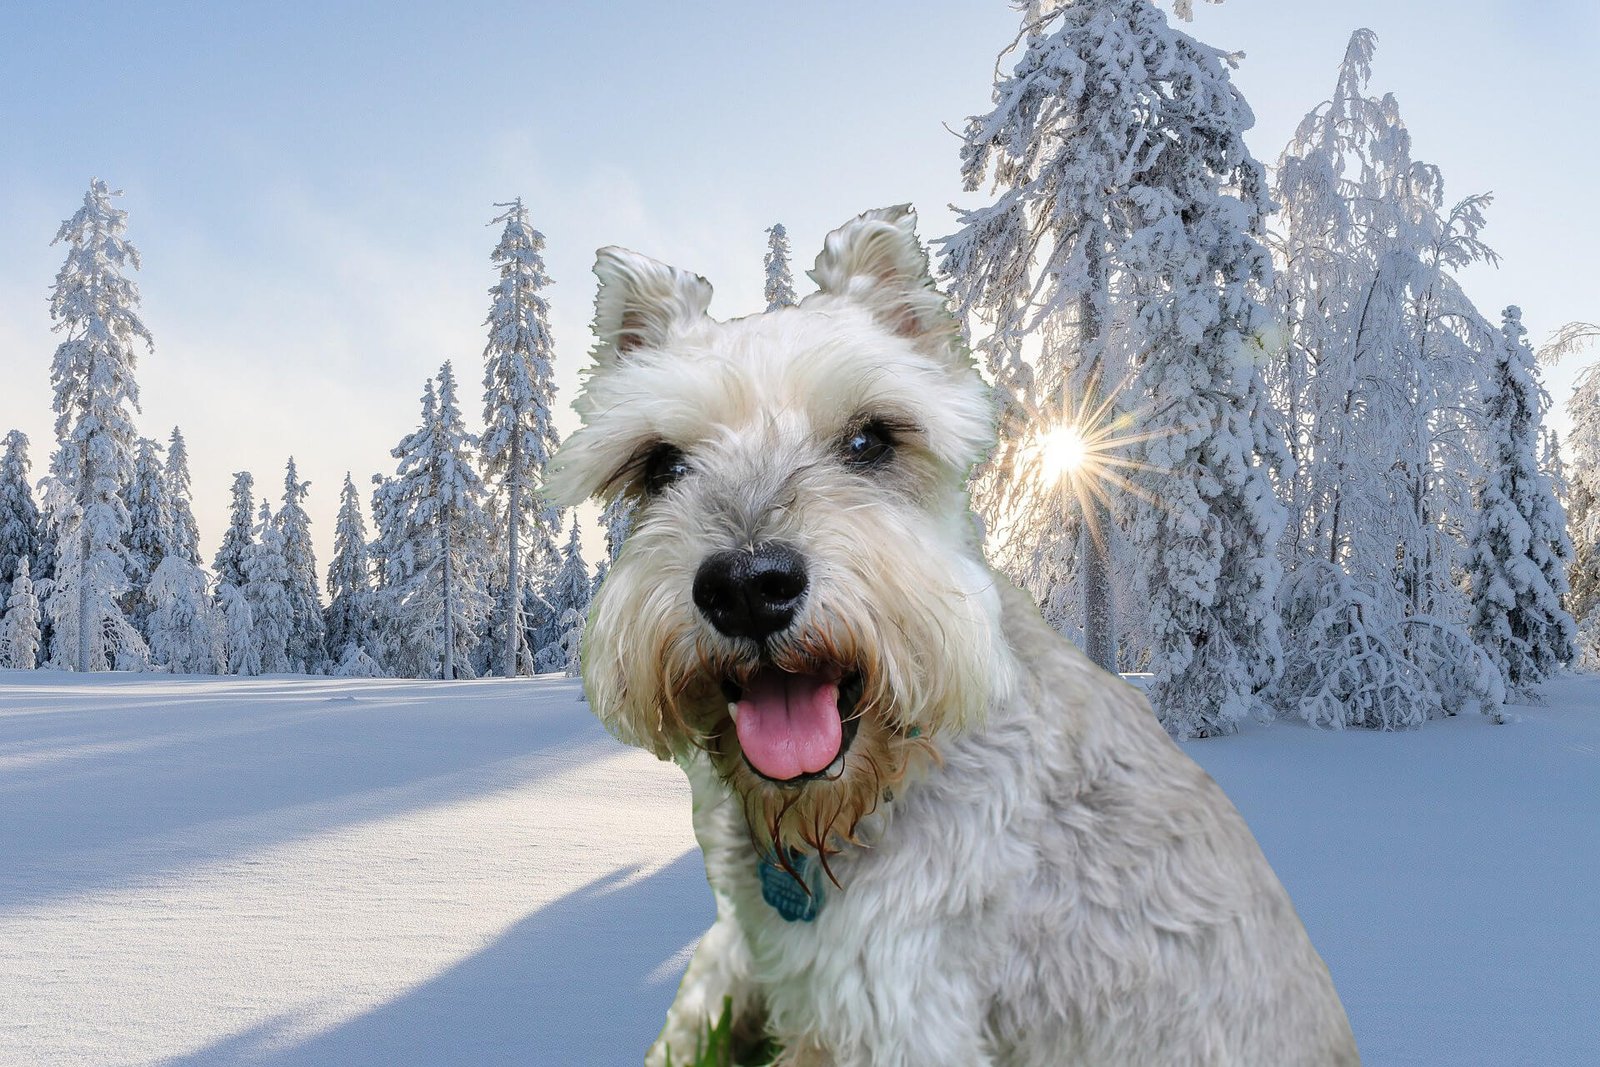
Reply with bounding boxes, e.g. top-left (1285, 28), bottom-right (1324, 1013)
top-left (124, 435), bottom-right (173, 640)
top-left (2, 559), bottom-right (42, 670)
top-left (763, 223), bottom-right (797, 311)
top-left (244, 500), bottom-right (292, 674)
top-left (332, 640), bottom-right (384, 678)
top-left (1539, 322), bottom-right (1600, 665)
top-left (480, 197), bottom-right (562, 678)
top-left (380, 364), bottom-right (494, 678)
top-left (213, 472), bottom-right (256, 595)
top-left (941, 0), bottom-right (1285, 734)
top-left (126, 437), bottom-right (172, 578)
top-left (325, 472), bottom-right (377, 666)
top-left (146, 555), bottom-right (221, 674)
top-left (537, 517), bottom-right (591, 673)
top-left (554, 607), bottom-right (584, 677)
top-left (43, 179), bottom-right (150, 671)
top-left (275, 457), bottom-right (327, 672)
top-left (1466, 308), bottom-right (1578, 702)
top-left (218, 581), bottom-right (260, 676)
top-left (165, 426), bottom-right (202, 566)
top-left (368, 472), bottom-right (403, 672)
top-left (0, 431), bottom-right (43, 588)
top-left (591, 494), bottom-right (635, 595)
